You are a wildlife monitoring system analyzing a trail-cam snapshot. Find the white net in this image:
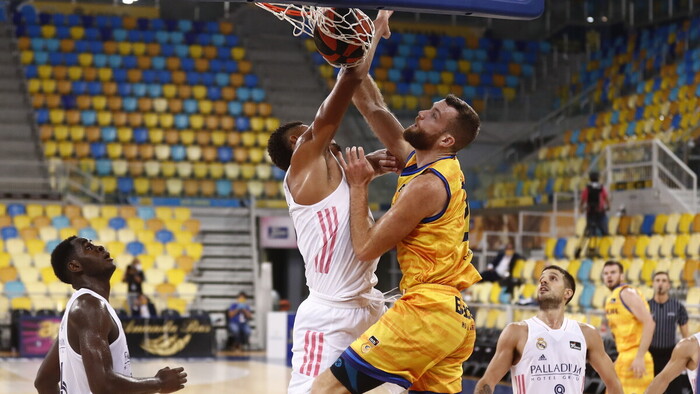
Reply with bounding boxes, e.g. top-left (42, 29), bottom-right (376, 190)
top-left (256, 3), bottom-right (374, 66)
